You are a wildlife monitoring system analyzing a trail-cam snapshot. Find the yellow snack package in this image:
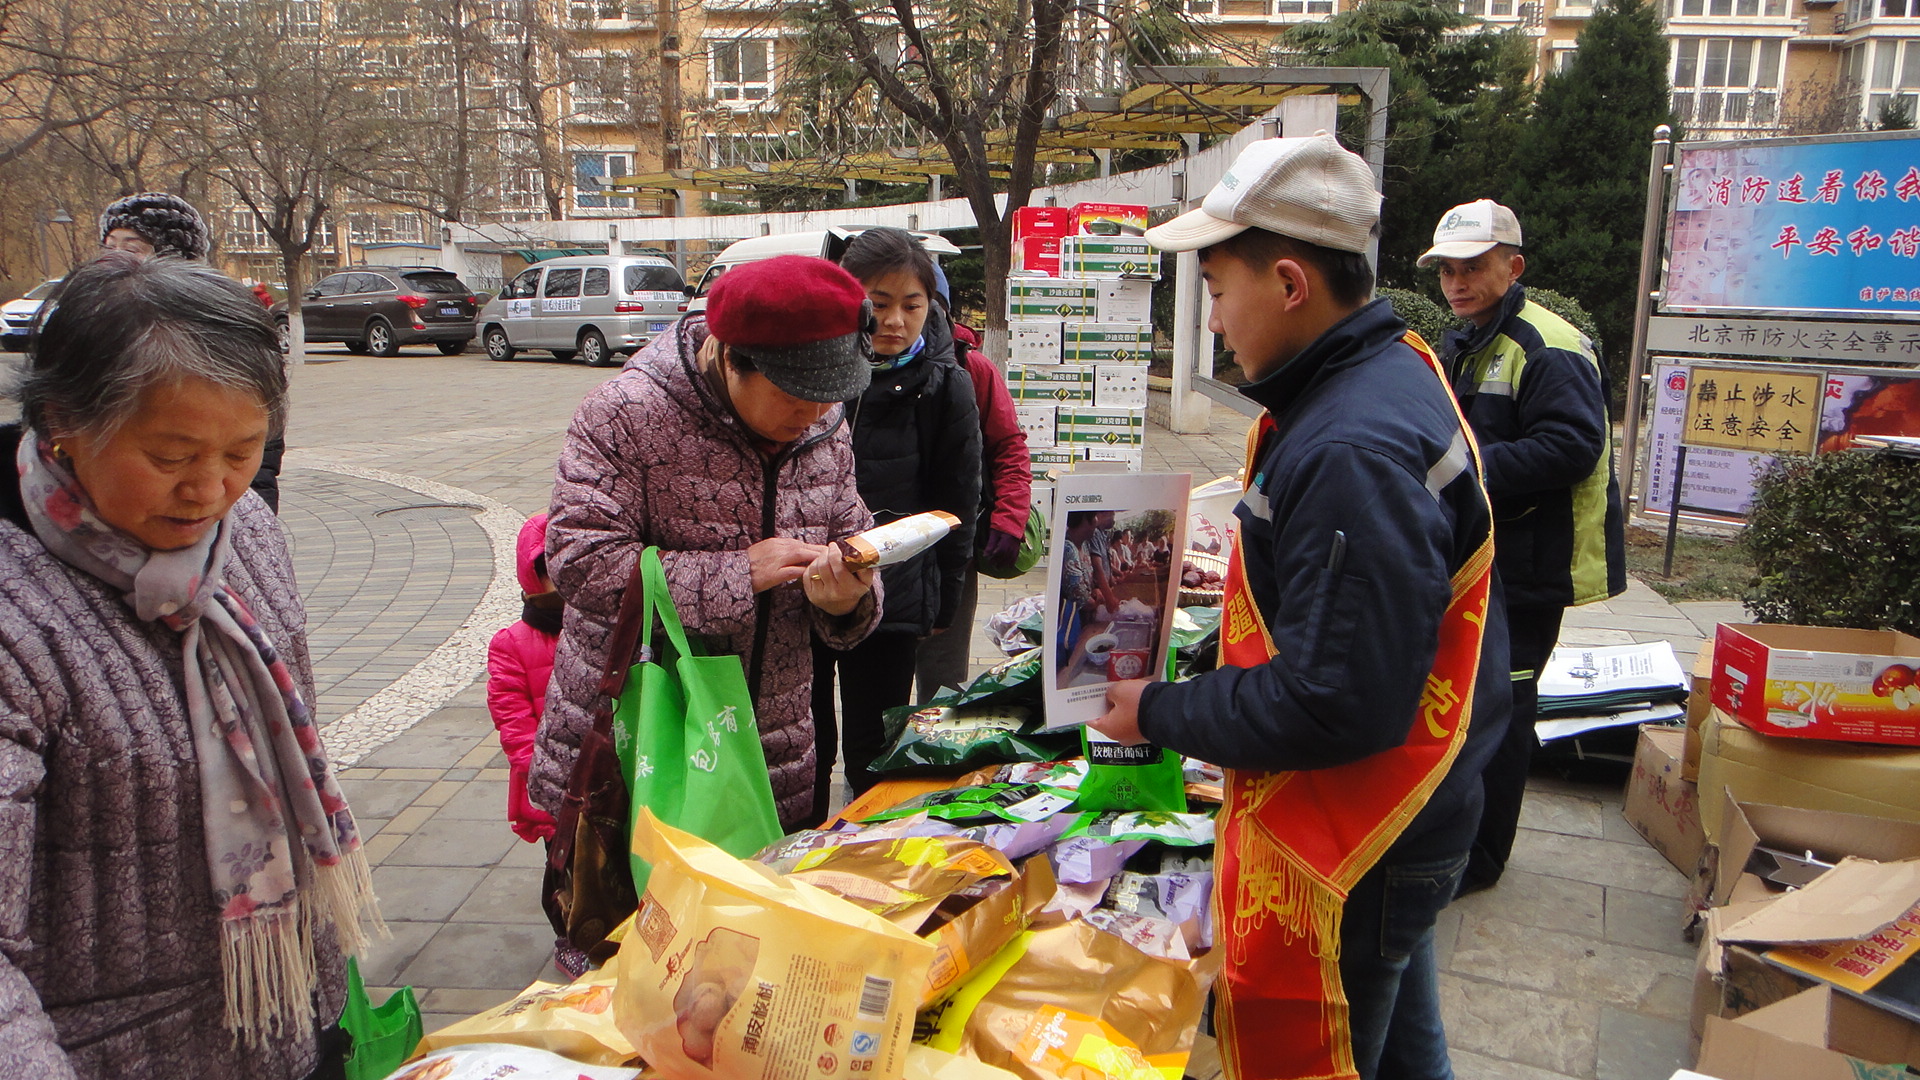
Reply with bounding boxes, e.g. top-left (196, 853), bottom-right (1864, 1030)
top-left (411, 967), bottom-right (635, 1067)
top-left (614, 810), bottom-right (935, 1080)
top-left (918, 857), bottom-right (1057, 1009)
top-left (918, 921), bottom-right (1218, 1080)
top-left (905, 1044), bottom-right (1023, 1080)
top-left (788, 836), bottom-right (1015, 930)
